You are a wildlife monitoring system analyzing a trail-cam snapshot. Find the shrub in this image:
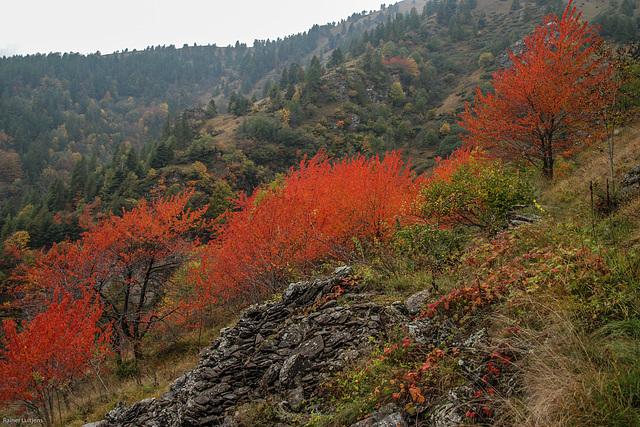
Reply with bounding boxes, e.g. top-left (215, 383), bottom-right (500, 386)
top-left (419, 147), bottom-right (535, 233)
top-left (184, 149), bottom-right (422, 307)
